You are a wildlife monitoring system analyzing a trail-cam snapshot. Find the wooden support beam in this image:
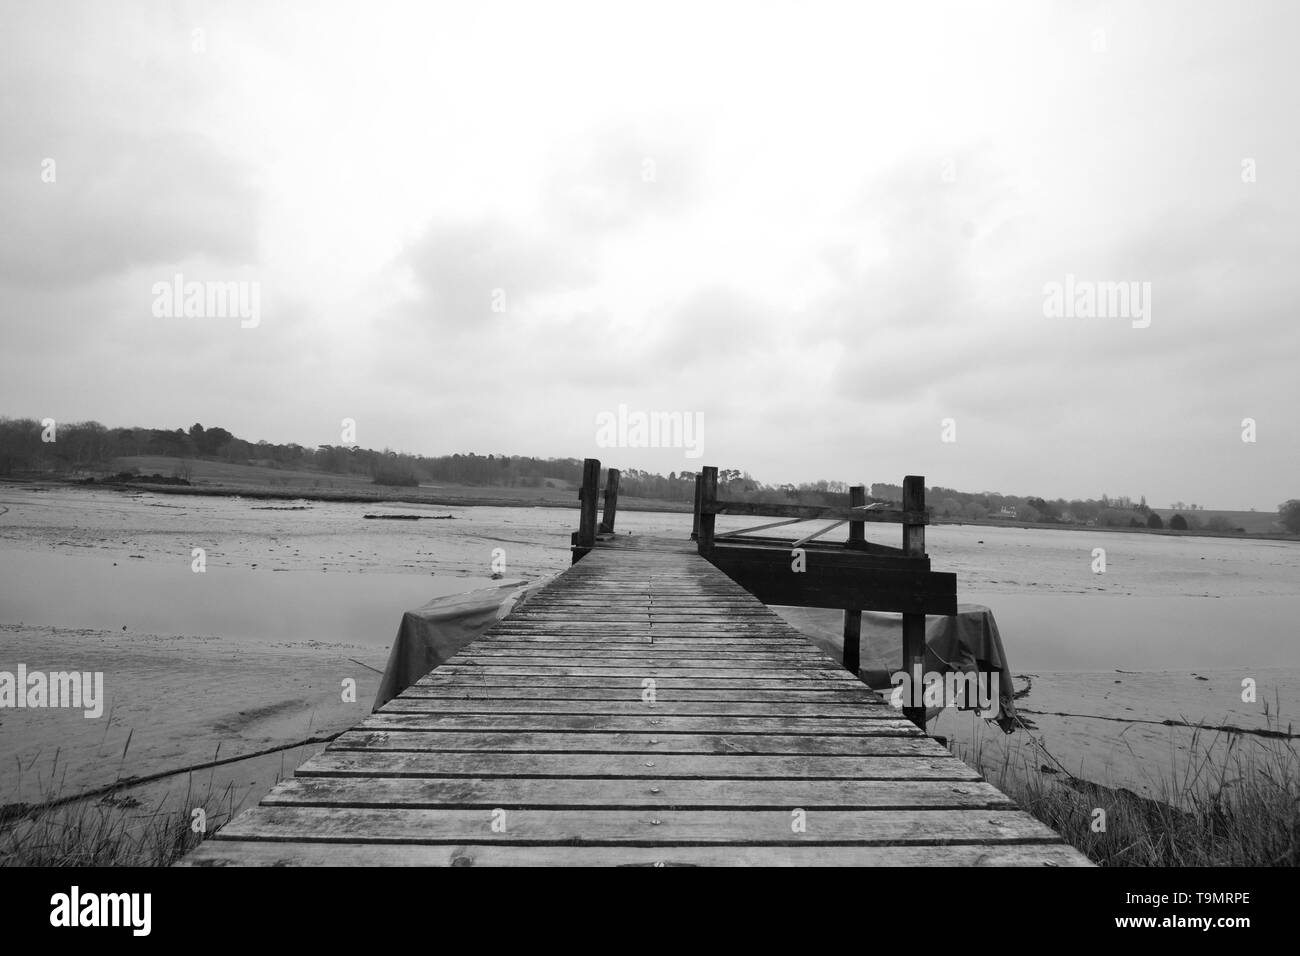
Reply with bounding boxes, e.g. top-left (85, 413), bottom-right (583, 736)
top-left (901, 476), bottom-right (927, 728)
top-left (573, 458), bottom-right (601, 564)
top-left (717, 517), bottom-right (805, 539)
top-left (704, 500), bottom-right (927, 524)
top-left (842, 609), bottom-right (862, 676)
top-left (708, 541), bottom-right (930, 574)
top-left (848, 486), bottom-right (866, 545)
top-left (704, 548), bottom-right (955, 615)
top-left (599, 468), bottom-right (620, 534)
top-left (698, 466), bottom-right (718, 552)
top-left (842, 486), bottom-right (865, 675)
top-left (691, 472), bottom-right (702, 541)
top-left (902, 476), bottom-right (926, 558)
top-left (715, 534), bottom-right (910, 559)
top-left (791, 521), bottom-right (848, 549)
